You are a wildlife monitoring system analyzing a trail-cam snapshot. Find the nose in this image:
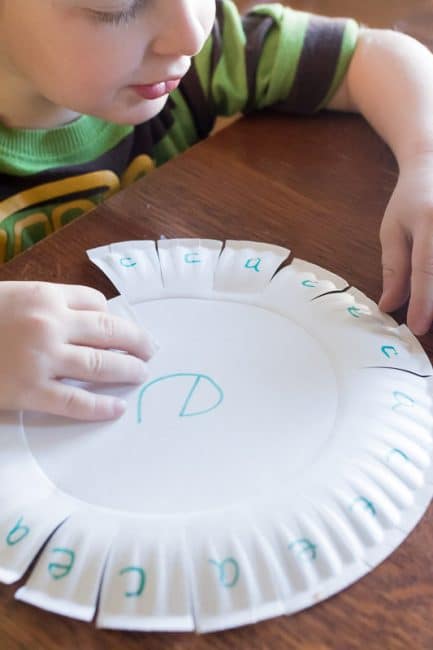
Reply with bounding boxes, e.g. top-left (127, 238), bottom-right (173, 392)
top-left (151, 1), bottom-right (207, 58)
